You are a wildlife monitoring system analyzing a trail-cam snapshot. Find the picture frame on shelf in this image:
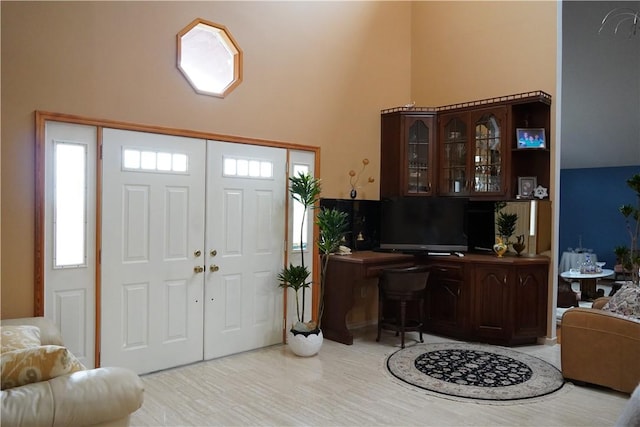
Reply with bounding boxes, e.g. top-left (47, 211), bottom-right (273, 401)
top-left (516, 128), bottom-right (546, 149)
top-left (518, 176), bottom-right (537, 198)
